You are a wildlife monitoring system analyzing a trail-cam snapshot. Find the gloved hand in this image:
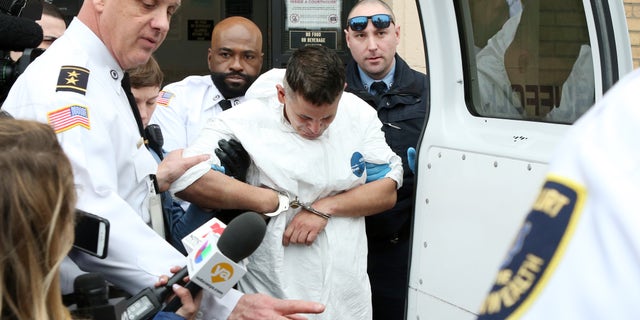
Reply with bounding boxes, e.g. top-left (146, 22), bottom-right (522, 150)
top-left (407, 147), bottom-right (416, 174)
top-left (215, 139), bottom-right (250, 182)
top-left (365, 162), bottom-right (391, 183)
